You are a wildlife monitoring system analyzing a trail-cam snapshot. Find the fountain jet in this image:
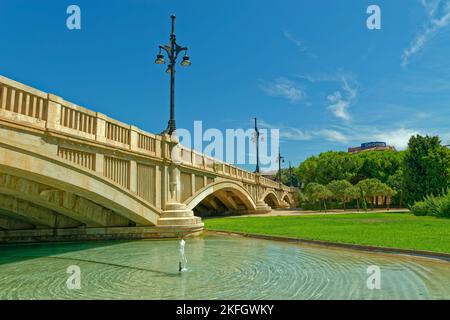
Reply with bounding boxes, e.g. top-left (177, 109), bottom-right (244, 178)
top-left (179, 239), bottom-right (188, 272)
